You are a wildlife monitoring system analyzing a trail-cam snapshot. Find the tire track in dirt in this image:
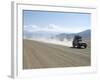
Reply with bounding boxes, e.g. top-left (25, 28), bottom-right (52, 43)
top-left (23, 39), bottom-right (91, 69)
